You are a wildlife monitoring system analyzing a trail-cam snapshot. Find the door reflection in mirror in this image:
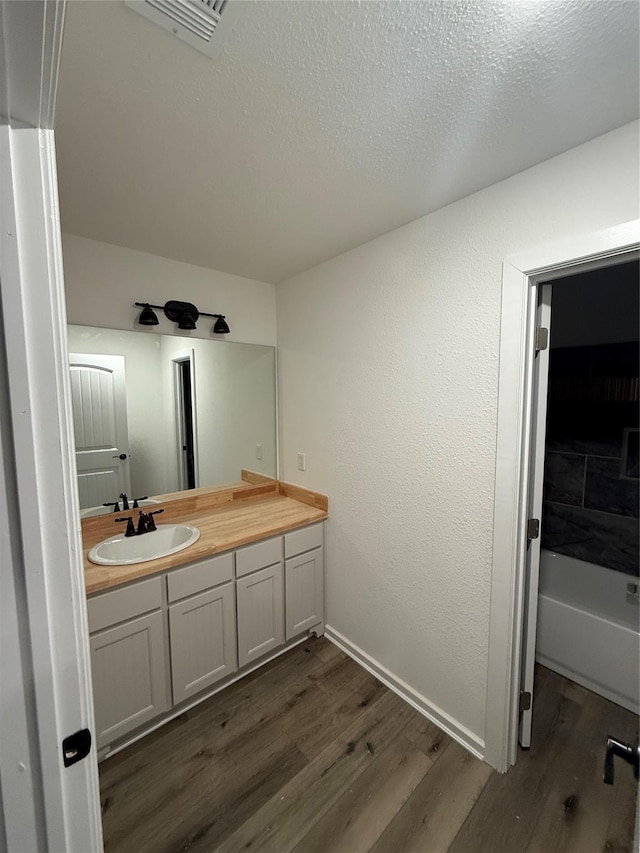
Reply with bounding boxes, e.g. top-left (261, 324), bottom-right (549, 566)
top-left (69, 353), bottom-right (131, 508)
